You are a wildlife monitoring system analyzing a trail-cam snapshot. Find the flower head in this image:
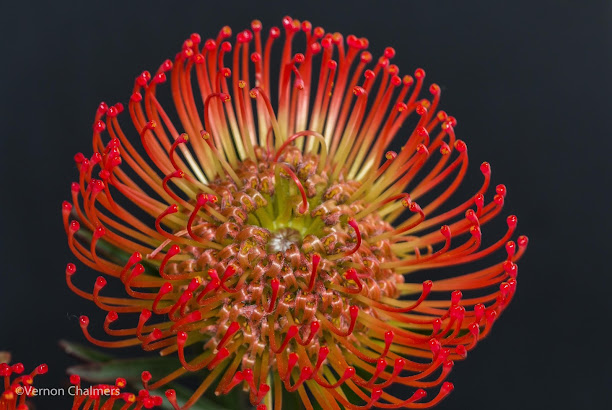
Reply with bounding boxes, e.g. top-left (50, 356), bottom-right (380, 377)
top-left (0, 360), bottom-right (47, 410)
top-left (63, 16), bottom-right (527, 409)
